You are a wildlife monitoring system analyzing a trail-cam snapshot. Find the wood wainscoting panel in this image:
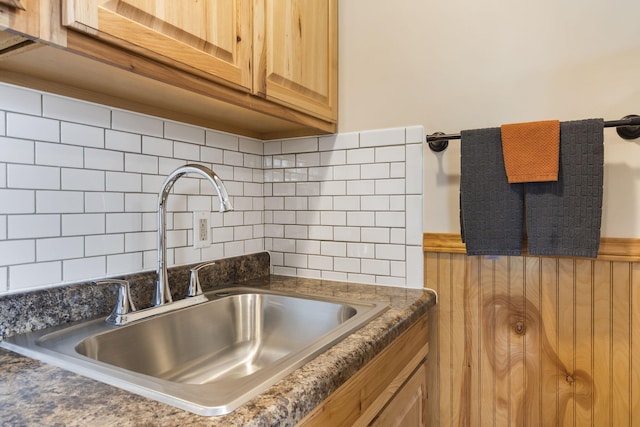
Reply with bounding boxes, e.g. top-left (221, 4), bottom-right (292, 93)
top-left (424, 248), bottom-right (640, 426)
